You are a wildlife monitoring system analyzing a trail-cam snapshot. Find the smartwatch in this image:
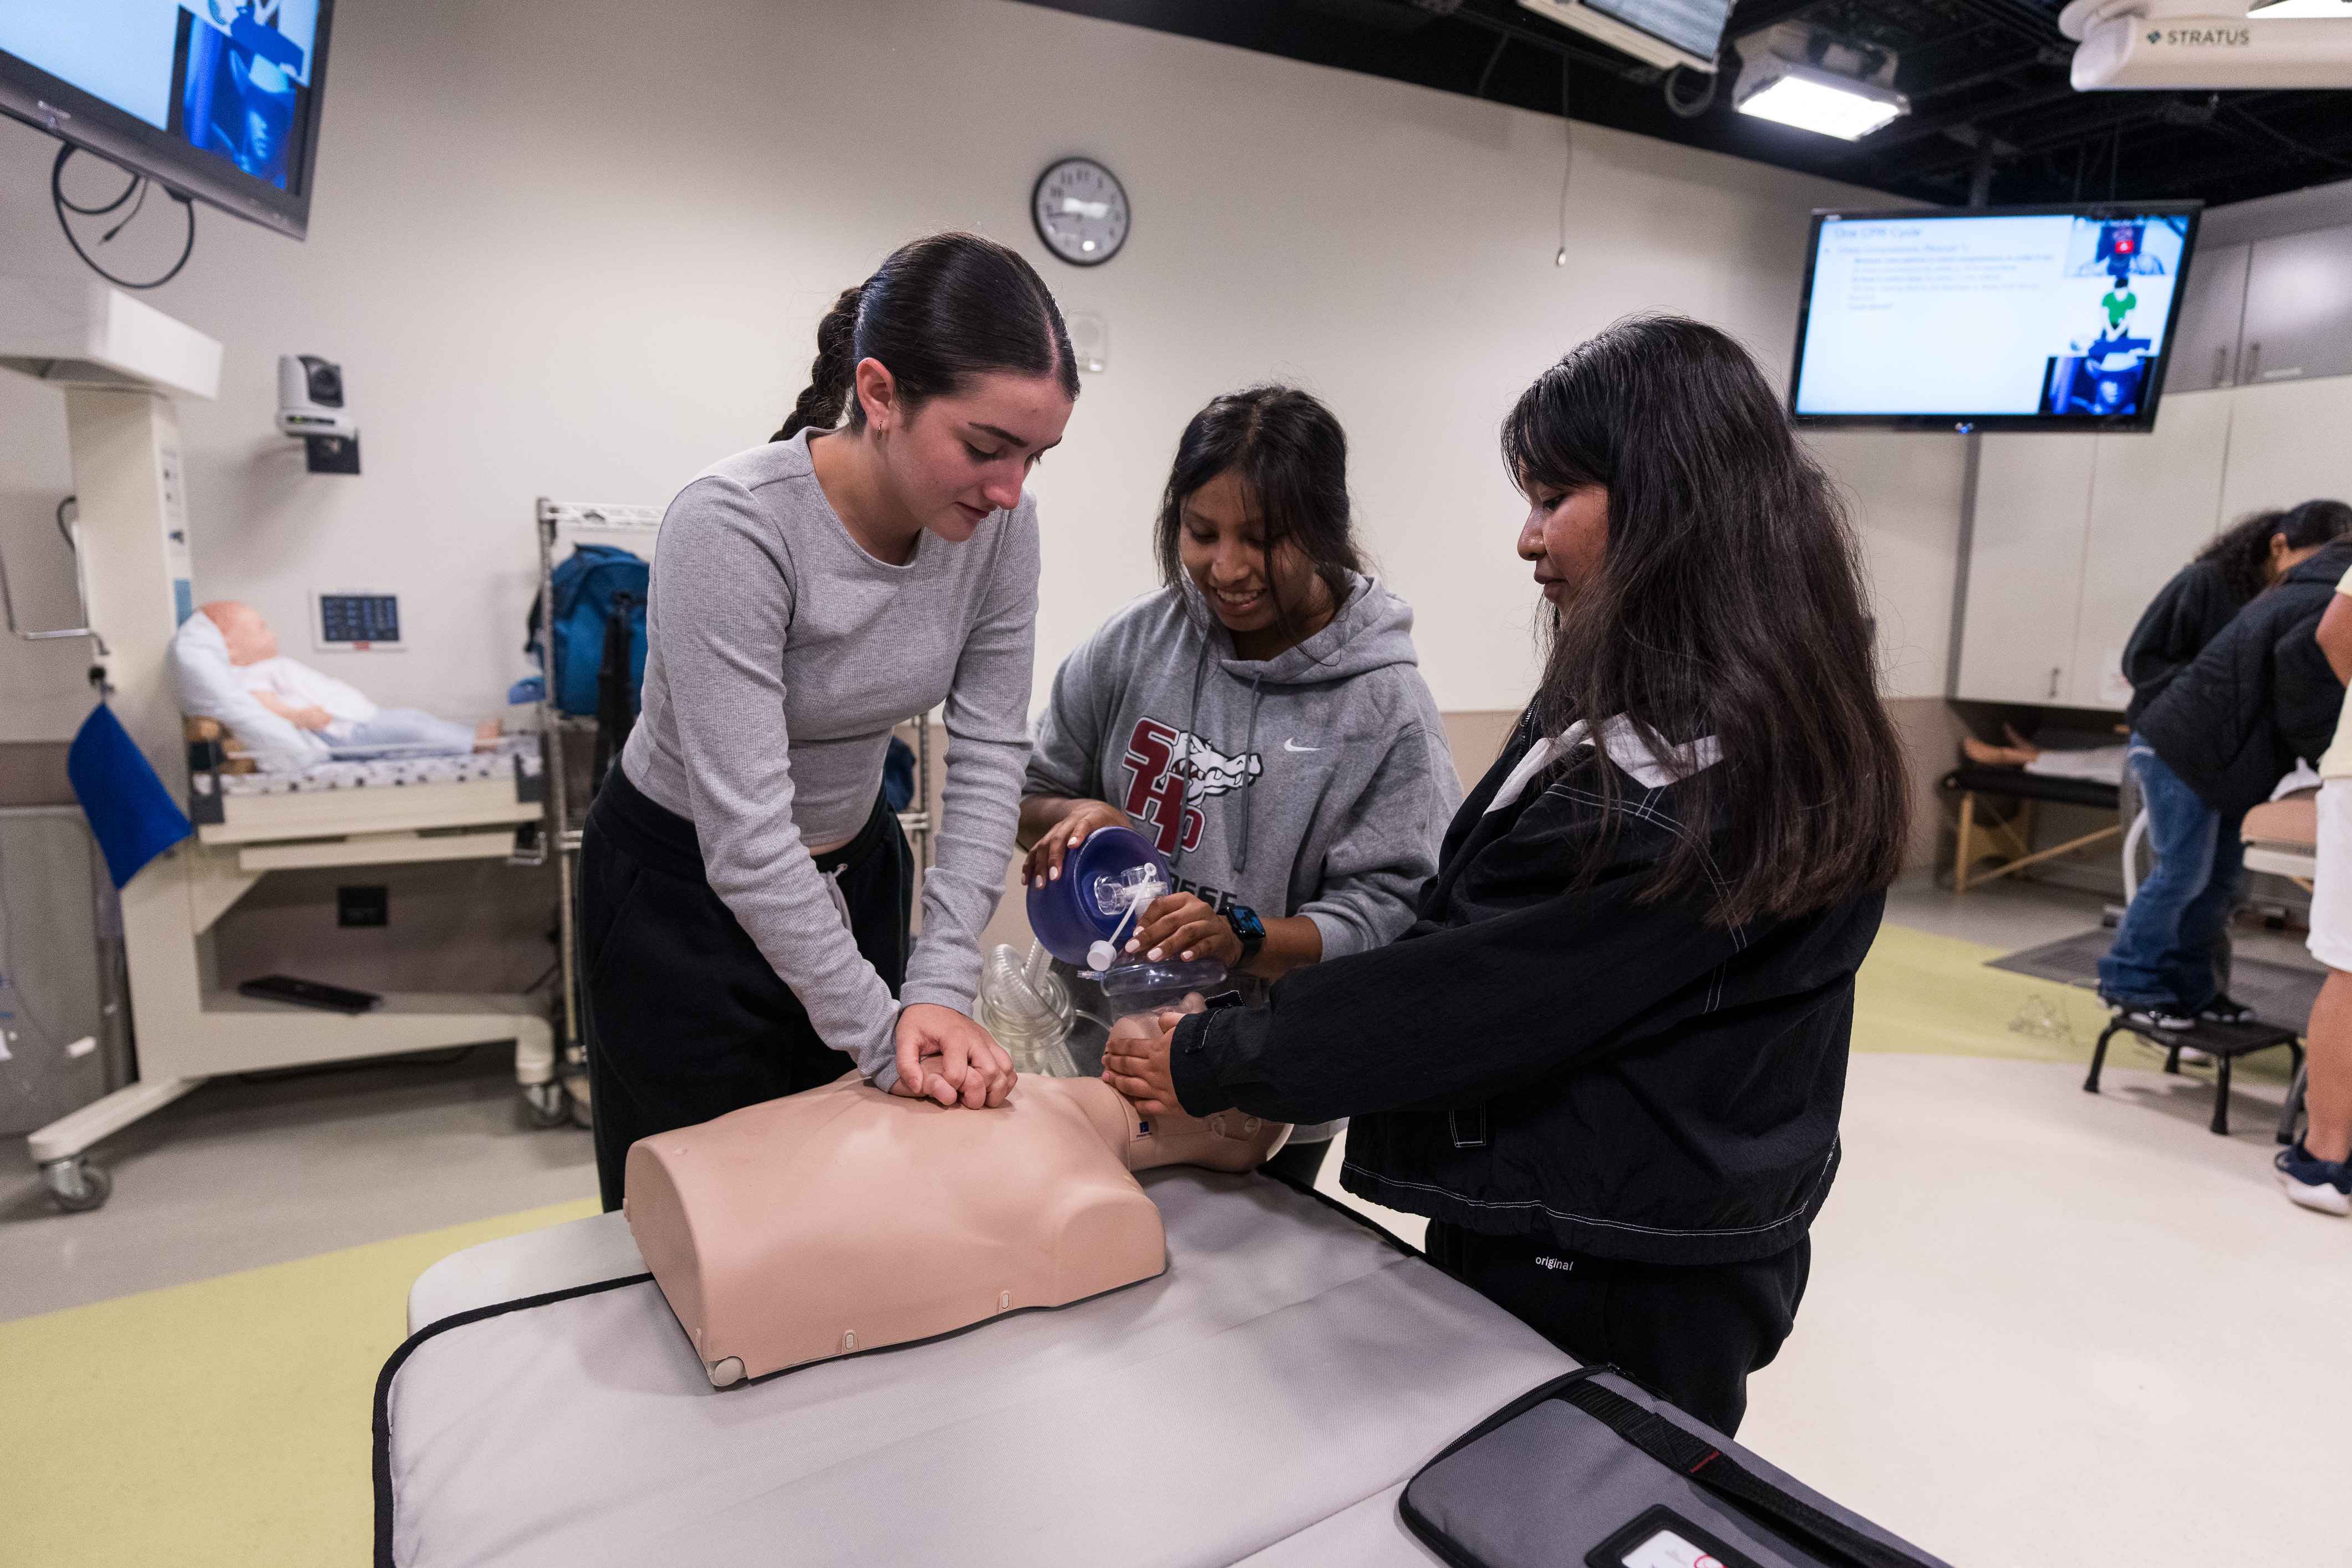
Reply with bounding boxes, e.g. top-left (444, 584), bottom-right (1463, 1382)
top-left (1224, 902), bottom-right (1267, 966)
